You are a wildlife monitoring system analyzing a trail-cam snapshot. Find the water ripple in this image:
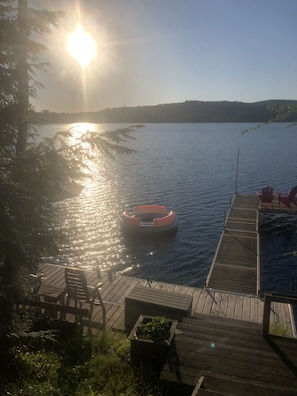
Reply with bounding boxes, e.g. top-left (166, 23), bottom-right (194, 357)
top-left (42, 123), bottom-right (297, 290)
